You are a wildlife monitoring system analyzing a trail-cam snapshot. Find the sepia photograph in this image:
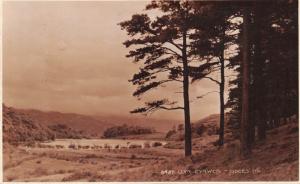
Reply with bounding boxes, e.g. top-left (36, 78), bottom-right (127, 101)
top-left (2, 0), bottom-right (299, 182)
